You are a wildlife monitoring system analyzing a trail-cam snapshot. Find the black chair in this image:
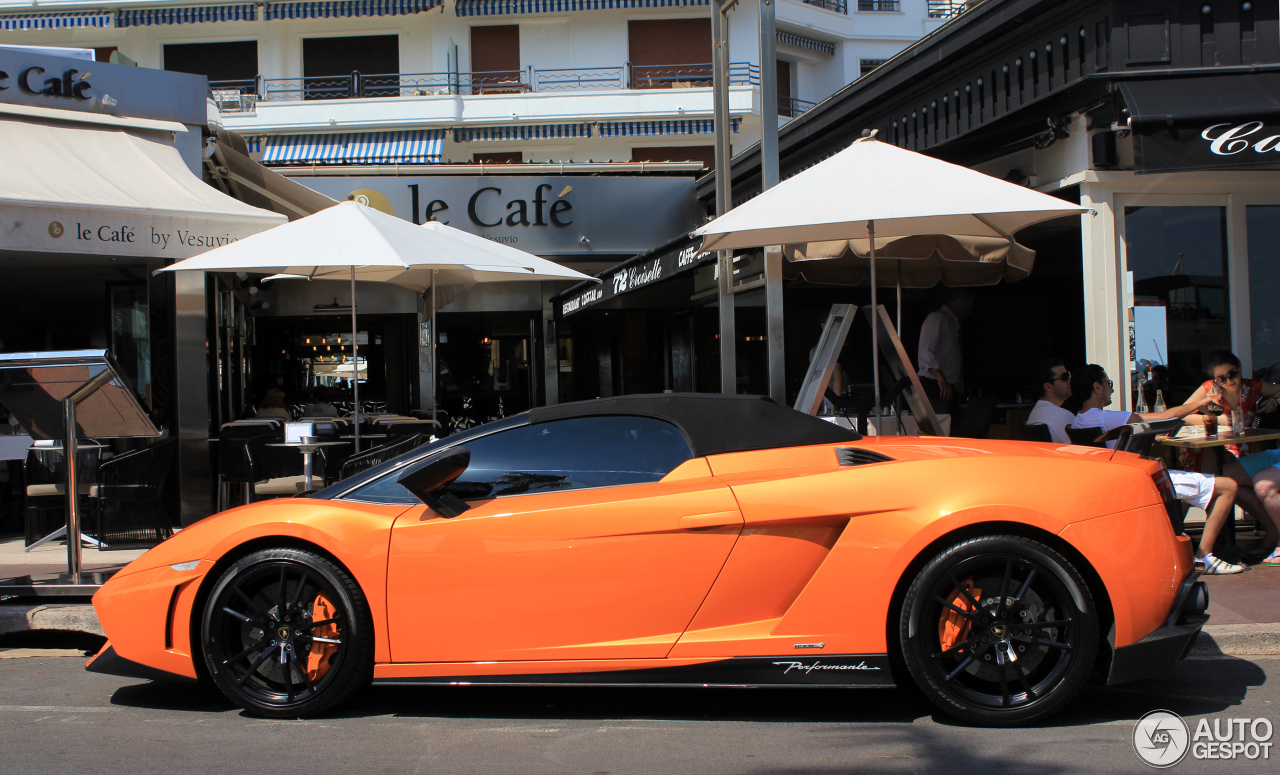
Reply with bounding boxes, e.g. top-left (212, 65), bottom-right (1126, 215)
top-left (385, 420), bottom-right (442, 444)
top-left (951, 397), bottom-right (997, 439)
top-left (245, 435), bottom-right (307, 500)
top-left (1066, 426), bottom-right (1106, 447)
top-left (1021, 423), bottom-right (1055, 443)
top-left (338, 434), bottom-right (429, 481)
top-left (217, 426), bottom-right (283, 511)
top-left (95, 439), bottom-right (176, 550)
top-left (1113, 418), bottom-right (1182, 457)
